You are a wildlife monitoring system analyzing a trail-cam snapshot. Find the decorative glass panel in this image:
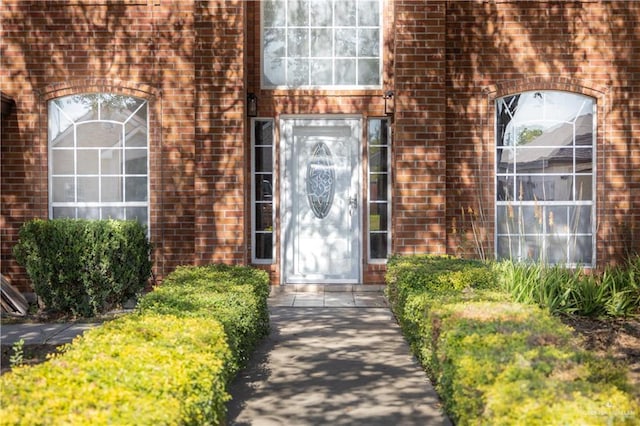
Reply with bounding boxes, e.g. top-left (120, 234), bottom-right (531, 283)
top-left (496, 91), bottom-right (594, 265)
top-left (262, 0), bottom-right (382, 88)
top-left (306, 142), bottom-right (336, 219)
